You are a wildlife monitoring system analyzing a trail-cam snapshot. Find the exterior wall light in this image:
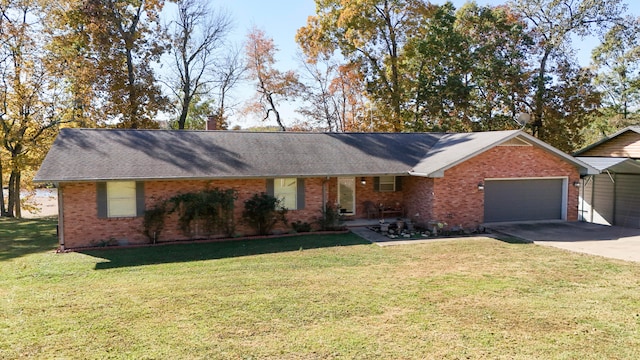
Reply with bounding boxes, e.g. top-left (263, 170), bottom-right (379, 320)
top-left (477, 182), bottom-right (484, 191)
top-left (573, 181), bottom-right (581, 188)
top-left (361, 177), bottom-right (367, 185)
